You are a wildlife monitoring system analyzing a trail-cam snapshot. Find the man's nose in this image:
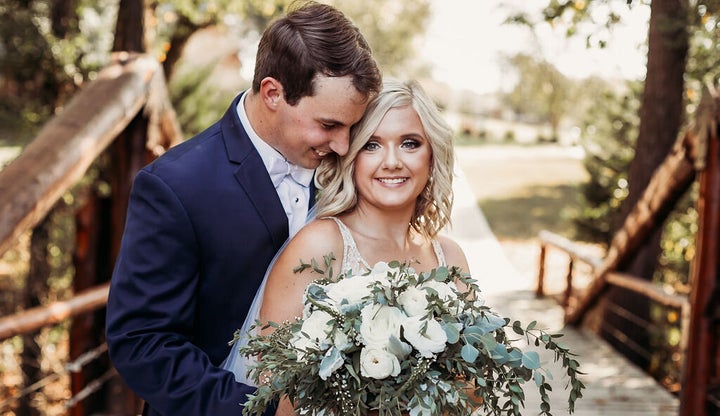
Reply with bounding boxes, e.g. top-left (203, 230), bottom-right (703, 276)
top-left (328, 134), bottom-right (350, 156)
